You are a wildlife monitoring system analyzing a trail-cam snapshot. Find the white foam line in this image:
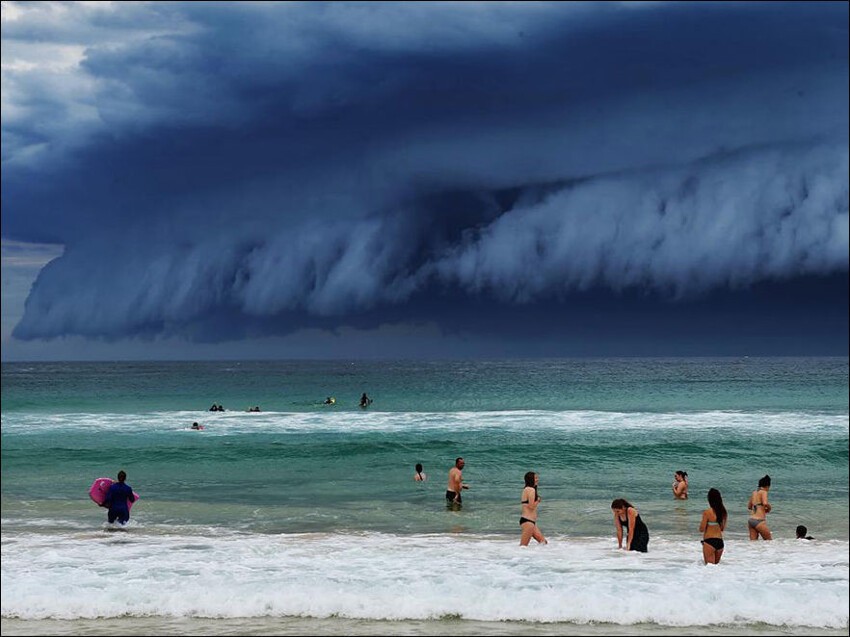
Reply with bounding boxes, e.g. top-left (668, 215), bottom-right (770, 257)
top-left (2, 410), bottom-right (847, 435)
top-left (1, 532), bottom-right (847, 626)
